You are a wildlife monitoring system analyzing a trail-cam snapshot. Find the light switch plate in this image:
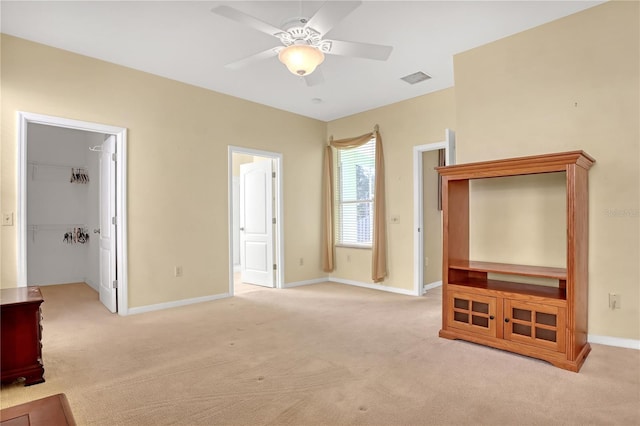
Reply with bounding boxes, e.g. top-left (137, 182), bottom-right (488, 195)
top-left (609, 293), bottom-right (621, 309)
